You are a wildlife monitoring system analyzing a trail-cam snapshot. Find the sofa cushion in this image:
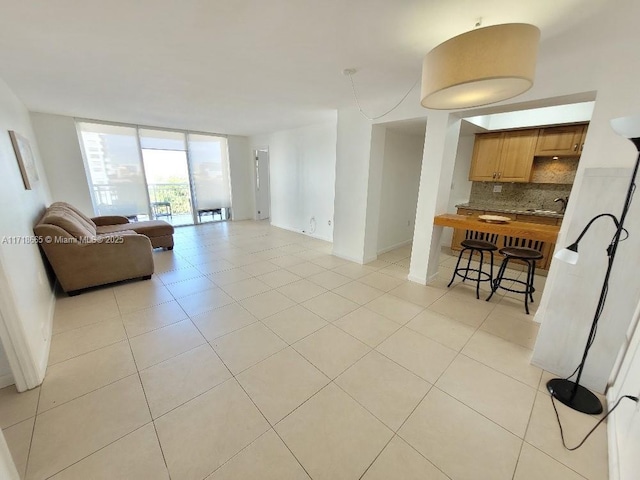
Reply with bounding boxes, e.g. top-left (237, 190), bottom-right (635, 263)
top-left (48, 202), bottom-right (97, 236)
top-left (41, 209), bottom-right (96, 240)
top-left (59, 202), bottom-right (97, 229)
top-left (97, 220), bottom-right (174, 237)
